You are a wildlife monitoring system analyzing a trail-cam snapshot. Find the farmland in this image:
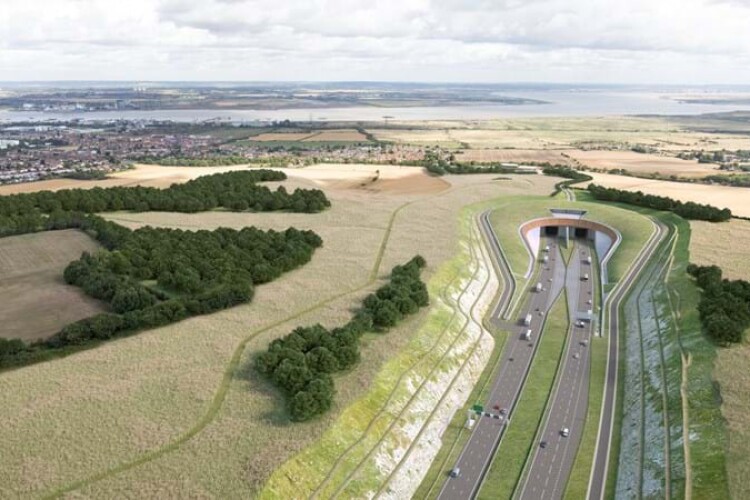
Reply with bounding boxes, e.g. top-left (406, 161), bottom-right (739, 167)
top-left (0, 165), bottom-right (558, 498)
top-left (566, 150), bottom-right (720, 178)
top-left (690, 217), bottom-right (750, 500)
top-left (582, 172), bottom-right (750, 218)
top-left (0, 230), bottom-right (104, 341)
